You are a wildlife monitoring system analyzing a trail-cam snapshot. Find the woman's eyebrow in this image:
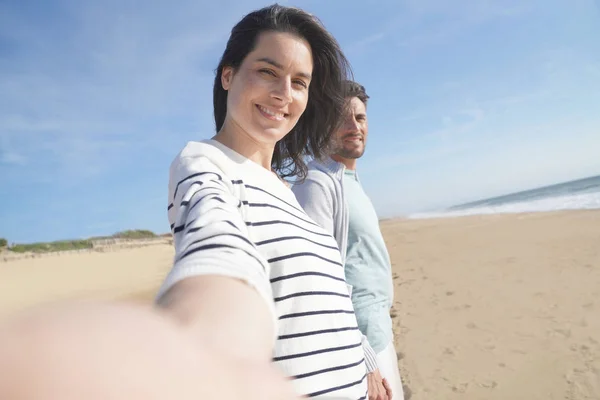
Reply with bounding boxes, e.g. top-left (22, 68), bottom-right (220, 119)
top-left (256, 57), bottom-right (312, 80)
